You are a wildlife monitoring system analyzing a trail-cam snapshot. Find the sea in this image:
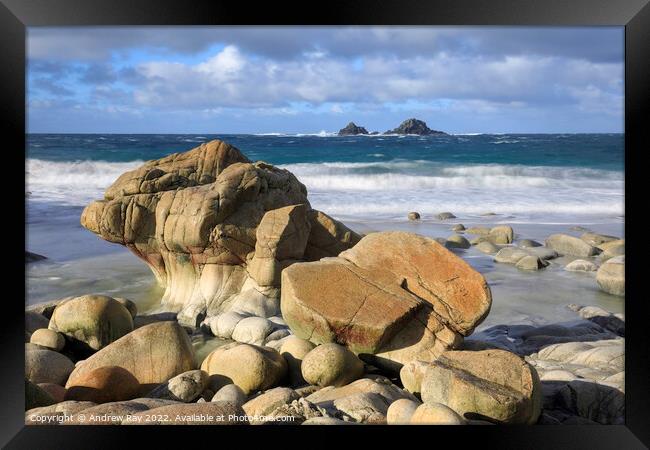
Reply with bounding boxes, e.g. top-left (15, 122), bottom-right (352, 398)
top-left (26, 133), bottom-right (625, 329)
